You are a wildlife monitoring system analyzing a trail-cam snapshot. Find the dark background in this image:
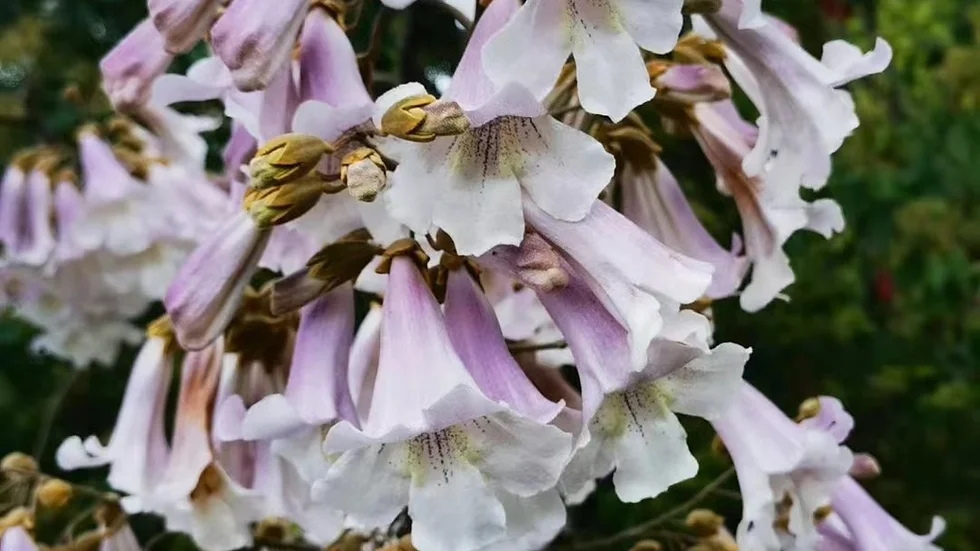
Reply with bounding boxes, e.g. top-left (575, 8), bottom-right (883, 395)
top-left (1, 0), bottom-right (978, 549)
